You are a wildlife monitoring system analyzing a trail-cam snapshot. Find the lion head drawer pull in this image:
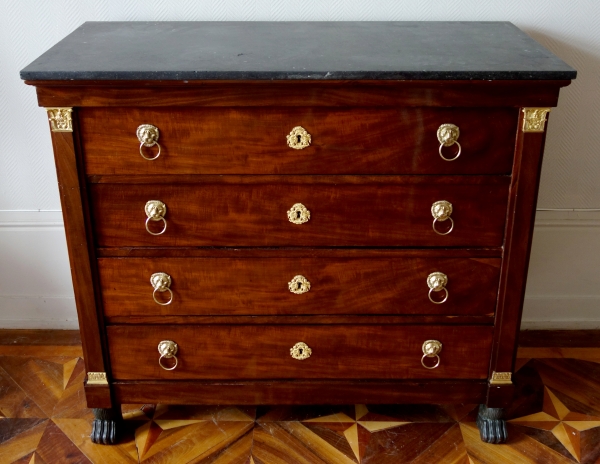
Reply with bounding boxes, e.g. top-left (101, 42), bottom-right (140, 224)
top-left (150, 272), bottom-right (173, 305)
top-left (437, 123), bottom-right (461, 161)
top-left (286, 126), bottom-right (311, 150)
top-left (290, 342), bottom-right (312, 360)
top-left (158, 340), bottom-right (178, 371)
top-left (431, 200), bottom-right (454, 235)
top-left (288, 275), bottom-right (311, 294)
top-left (145, 200), bottom-right (168, 235)
top-left (287, 203), bottom-right (310, 224)
top-left (137, 124), bottom-right (162, 160)
top-left (427, 272), bottom-right (448, 304)
top-left (421, 340), bottom-right (442, 369)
